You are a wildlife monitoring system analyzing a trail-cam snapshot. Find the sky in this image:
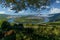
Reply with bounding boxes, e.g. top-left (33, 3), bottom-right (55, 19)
top-left (0, 0), bottom-right (60, 16)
